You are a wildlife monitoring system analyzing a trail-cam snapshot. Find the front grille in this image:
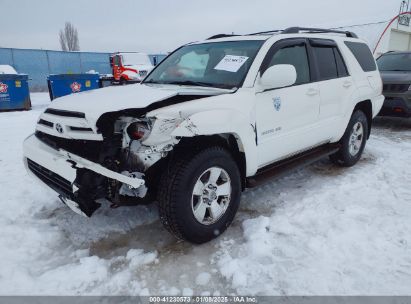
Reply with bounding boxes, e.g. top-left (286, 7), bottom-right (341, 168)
top-left (69, 126), bottom-right (94, 132)
top-left (35, 131), bottom-right (103, 161)
top-left (27, 159), bottom-right (73, 197)
top-left (45, 108), bottom-right (86, 118)
top-left (383, 84), bottom-right (409, 93)
top-left (38, 119), bottom-right (53, 128)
